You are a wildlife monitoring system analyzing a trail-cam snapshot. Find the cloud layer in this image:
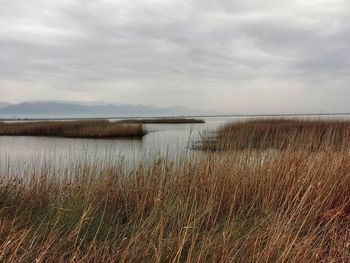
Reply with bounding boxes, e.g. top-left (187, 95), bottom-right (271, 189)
top-left (1, 0), bottom-right (349, 113)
